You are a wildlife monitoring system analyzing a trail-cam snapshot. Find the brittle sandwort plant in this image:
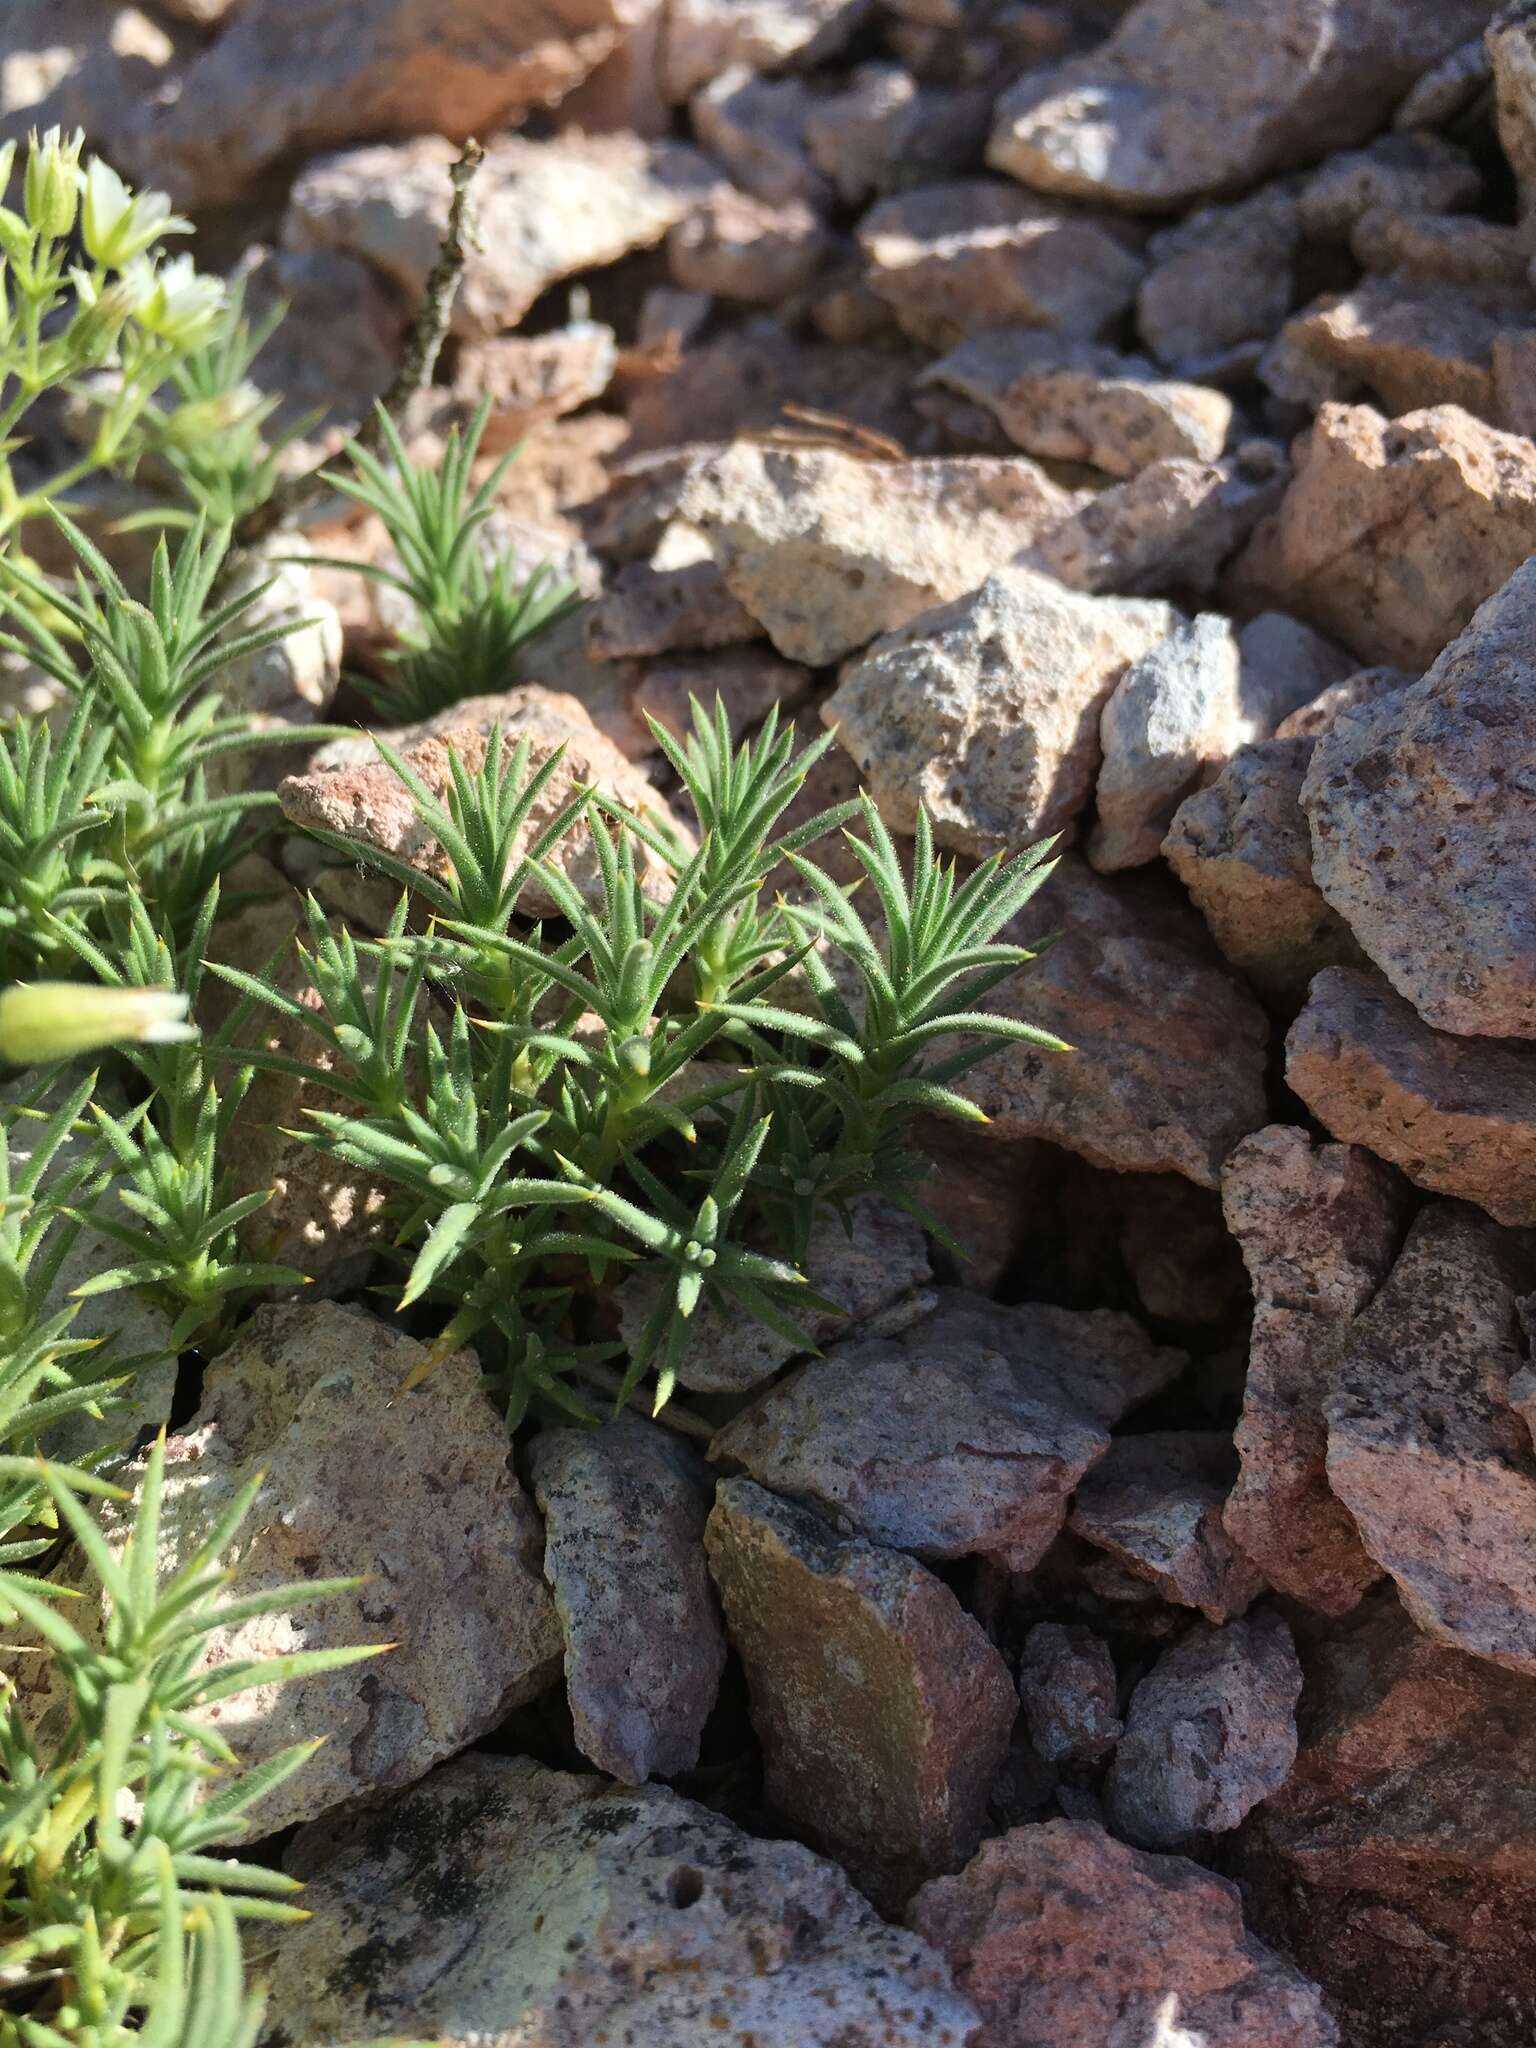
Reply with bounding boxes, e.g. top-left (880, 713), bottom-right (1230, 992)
top-left (218, 697), bottom-right (1067, 1423)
